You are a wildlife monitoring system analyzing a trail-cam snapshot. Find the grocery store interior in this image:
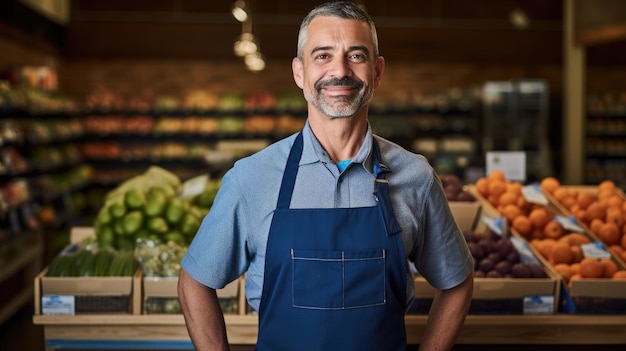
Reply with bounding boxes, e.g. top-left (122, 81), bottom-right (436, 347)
top-left (1, 0), bottom-right (626, 350)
